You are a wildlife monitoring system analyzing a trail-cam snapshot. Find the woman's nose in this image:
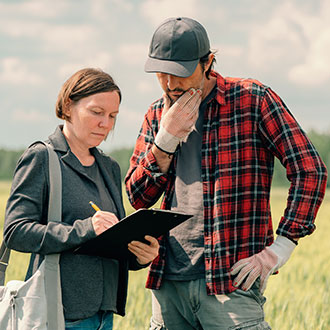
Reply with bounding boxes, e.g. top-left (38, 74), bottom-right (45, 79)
top-left (99, 116), bottom-right (112, 130)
